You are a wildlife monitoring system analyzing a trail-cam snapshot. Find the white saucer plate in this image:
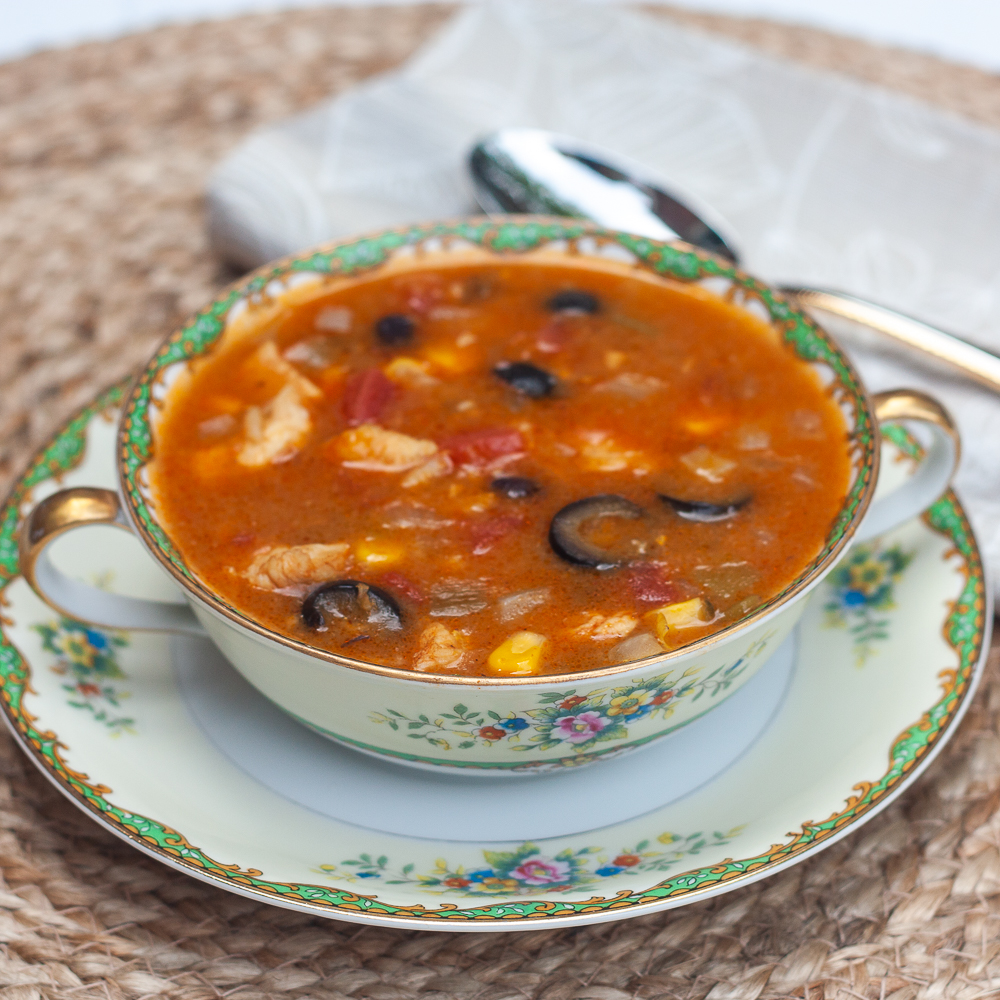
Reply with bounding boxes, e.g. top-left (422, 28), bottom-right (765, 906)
top-left (0, 384), bottom-right (990, 931)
